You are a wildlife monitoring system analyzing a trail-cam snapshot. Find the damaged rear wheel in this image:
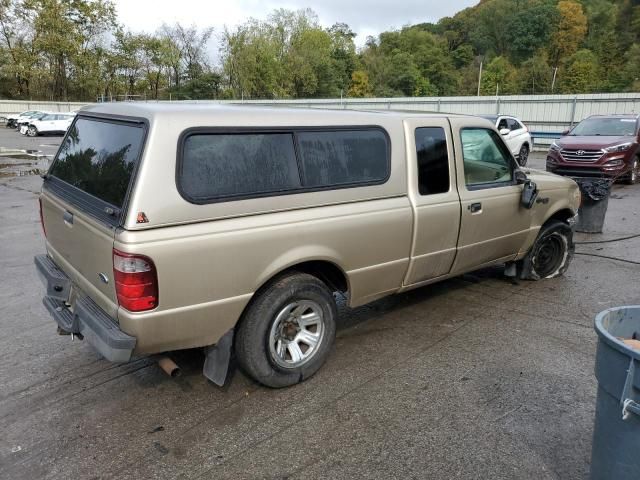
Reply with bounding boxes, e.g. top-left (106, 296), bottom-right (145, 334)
top-left (519, 220), bottom-right (574, 280)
